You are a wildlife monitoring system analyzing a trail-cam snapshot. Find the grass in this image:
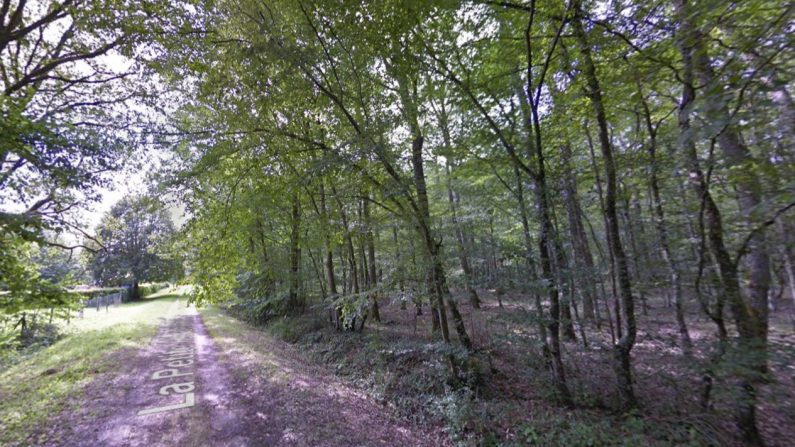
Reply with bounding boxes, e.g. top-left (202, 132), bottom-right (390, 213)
top-left (207, 305), bottom-right (458, 435)
top-left (0, 289), bottom-right (193, 446)
top-left (61, 286), bottom-right (192, 333)
top-left (198, 306), bottom-right (328, 387)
